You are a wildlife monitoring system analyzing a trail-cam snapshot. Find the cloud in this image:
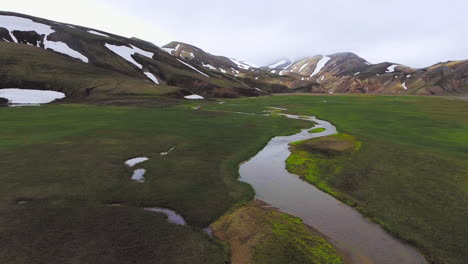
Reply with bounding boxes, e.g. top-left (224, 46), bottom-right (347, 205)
top-left (2, 0), bottom-right (467, 68)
